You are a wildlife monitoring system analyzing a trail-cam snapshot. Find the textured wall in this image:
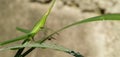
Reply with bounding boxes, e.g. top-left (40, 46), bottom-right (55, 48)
top-left (0, 0), bottom-right (120, 57)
